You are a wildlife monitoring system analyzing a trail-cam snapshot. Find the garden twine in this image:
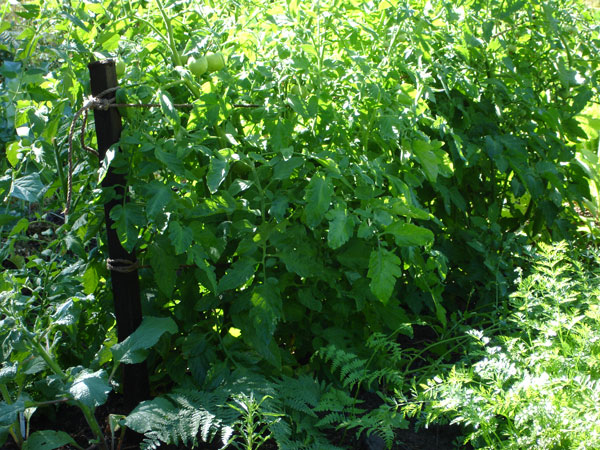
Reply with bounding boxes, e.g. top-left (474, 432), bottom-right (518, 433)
top-left (64, 86), bottom-right (196, 216)
top-left (65, 87), bottom-right (260, 273)
top-left (64, 87), bottom-right (259, 216)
